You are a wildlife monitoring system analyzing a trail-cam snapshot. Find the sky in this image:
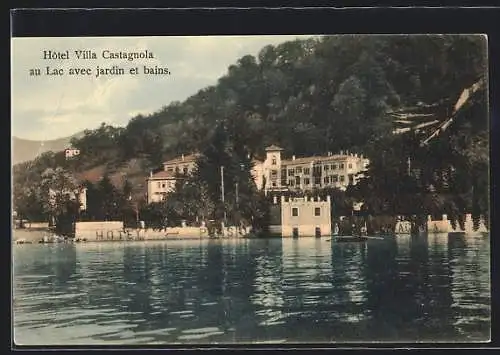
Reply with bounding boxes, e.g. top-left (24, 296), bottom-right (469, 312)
top-left (11, 35), bottom-right (316, 141)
